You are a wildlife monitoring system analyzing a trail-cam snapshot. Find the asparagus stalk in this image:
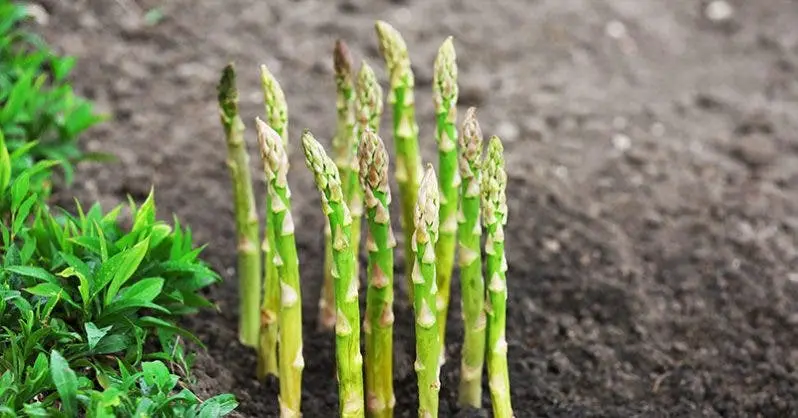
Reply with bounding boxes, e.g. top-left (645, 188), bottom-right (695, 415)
top-left (302, 131), bottom-right (365, 417)
top-left (482, 136), bottom-right (513, 418)
top-left (348, 60), bottom-right (384, 306)
top-left (257, 64), bottom-right (288, 378)
top-left (321, 40), bottom-right (357, 330)
top-left (217, 63), bottom-right (261, 347)
top-left (457, 107), bottom-right (486, 407)
top-left (375, 21), bottom-right (422, 300)
top-left (412, 165), bottom-right (442, 418)
top-left (432, 36), bottom-right (459, 350)
top-left (358, 130), bottom-right (395, 418)
top-left (256, 118), bottom-right (304, 417)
